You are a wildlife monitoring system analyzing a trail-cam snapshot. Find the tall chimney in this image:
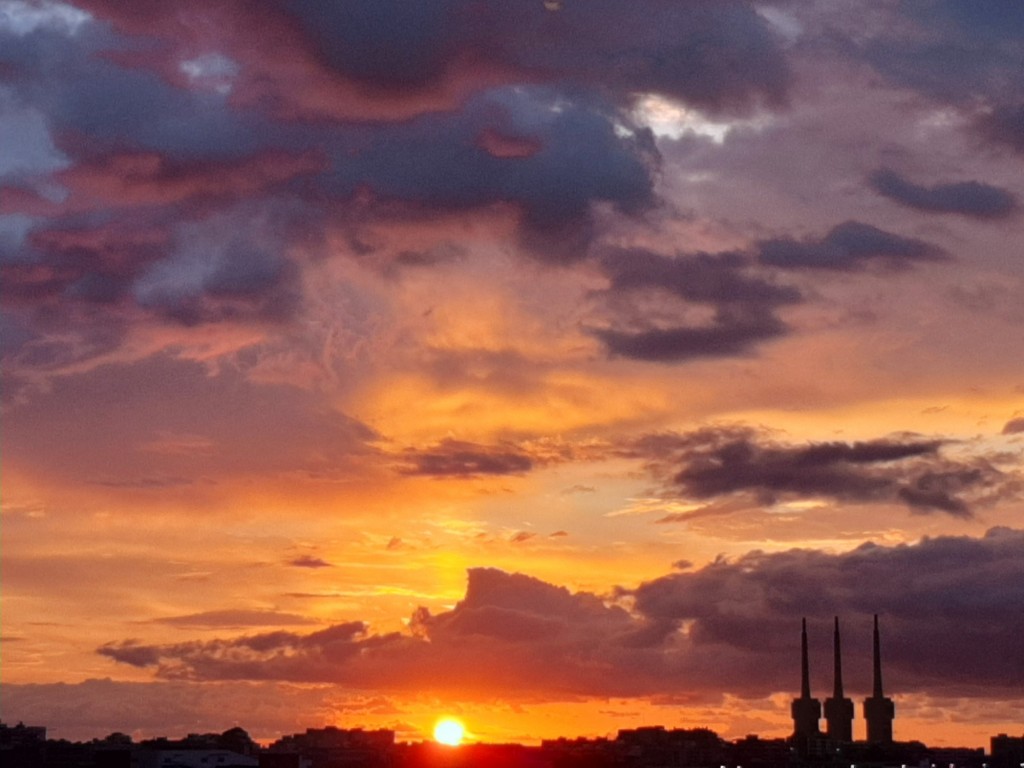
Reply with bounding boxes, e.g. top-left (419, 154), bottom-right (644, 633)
top-left (824, 617), bottom-right (854, 742)
top-left (863, 614), bottom-right (895, 743)
top-left (791, 618), bottom-right (821, 742)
